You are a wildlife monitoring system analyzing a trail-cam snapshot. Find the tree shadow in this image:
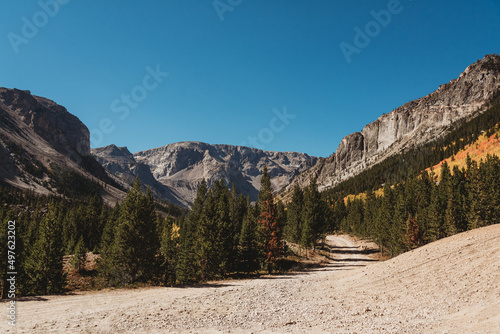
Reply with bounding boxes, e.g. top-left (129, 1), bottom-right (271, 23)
top-left (176, 282), bottom-right (237, 289)
top-left (318, 242), bottom-right (380, 256)
top-left (7, 296), bottom-right (49, 302)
